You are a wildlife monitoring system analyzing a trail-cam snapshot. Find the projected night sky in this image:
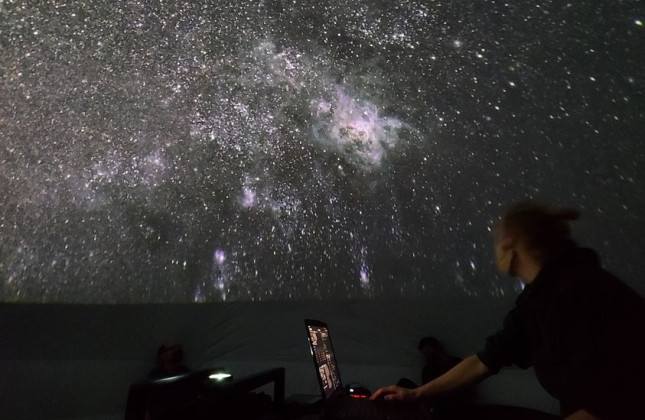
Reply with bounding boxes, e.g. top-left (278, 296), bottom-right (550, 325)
top-left (1, 1), bottom-right (644, 303)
